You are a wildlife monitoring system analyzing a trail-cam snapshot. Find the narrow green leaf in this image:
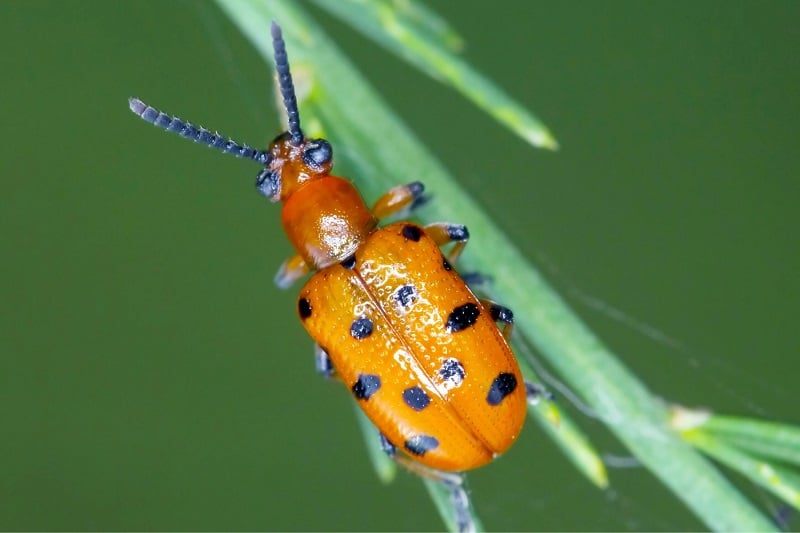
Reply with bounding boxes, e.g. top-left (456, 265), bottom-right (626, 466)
top-left (683, 429), bottom-right (800, 511)
top-left (368, 0), bottom-right (465, 53)
top-left (517, 351), bottom-right (609, 489)
top-left (719, 434), bottom-right (800, 467)
top-left (671, 408), bottom-right (800, 466)
top-left (311, 0), bottom-right (559, 150)
top-left (705, 415), bottom-right (800, 445)
top-left (529, 399), bottom-right (609, 489)
top-left (705, 415), bottom-right (800, 466)
top-left (214, 1), bottom-right (775, 530)
top-left (353, 402), bottom-right (397, 484)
